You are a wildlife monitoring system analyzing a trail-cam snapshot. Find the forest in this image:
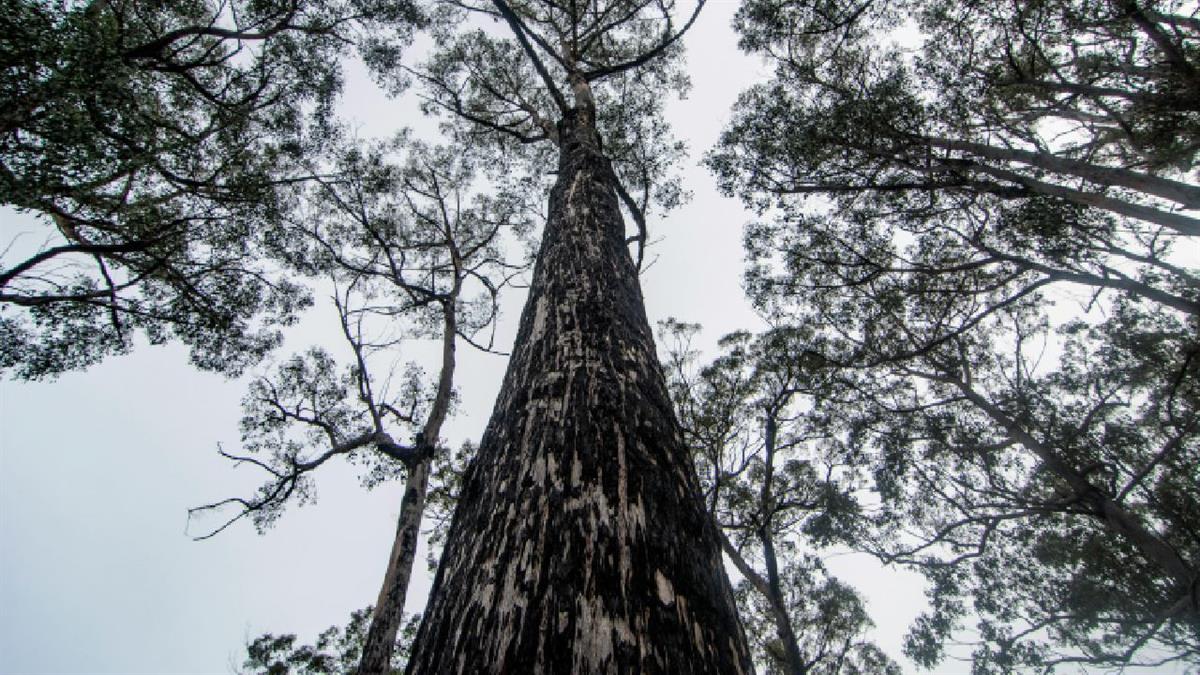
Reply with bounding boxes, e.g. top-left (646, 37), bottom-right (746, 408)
top-left (1, 0), bottom-right (1197, 673)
